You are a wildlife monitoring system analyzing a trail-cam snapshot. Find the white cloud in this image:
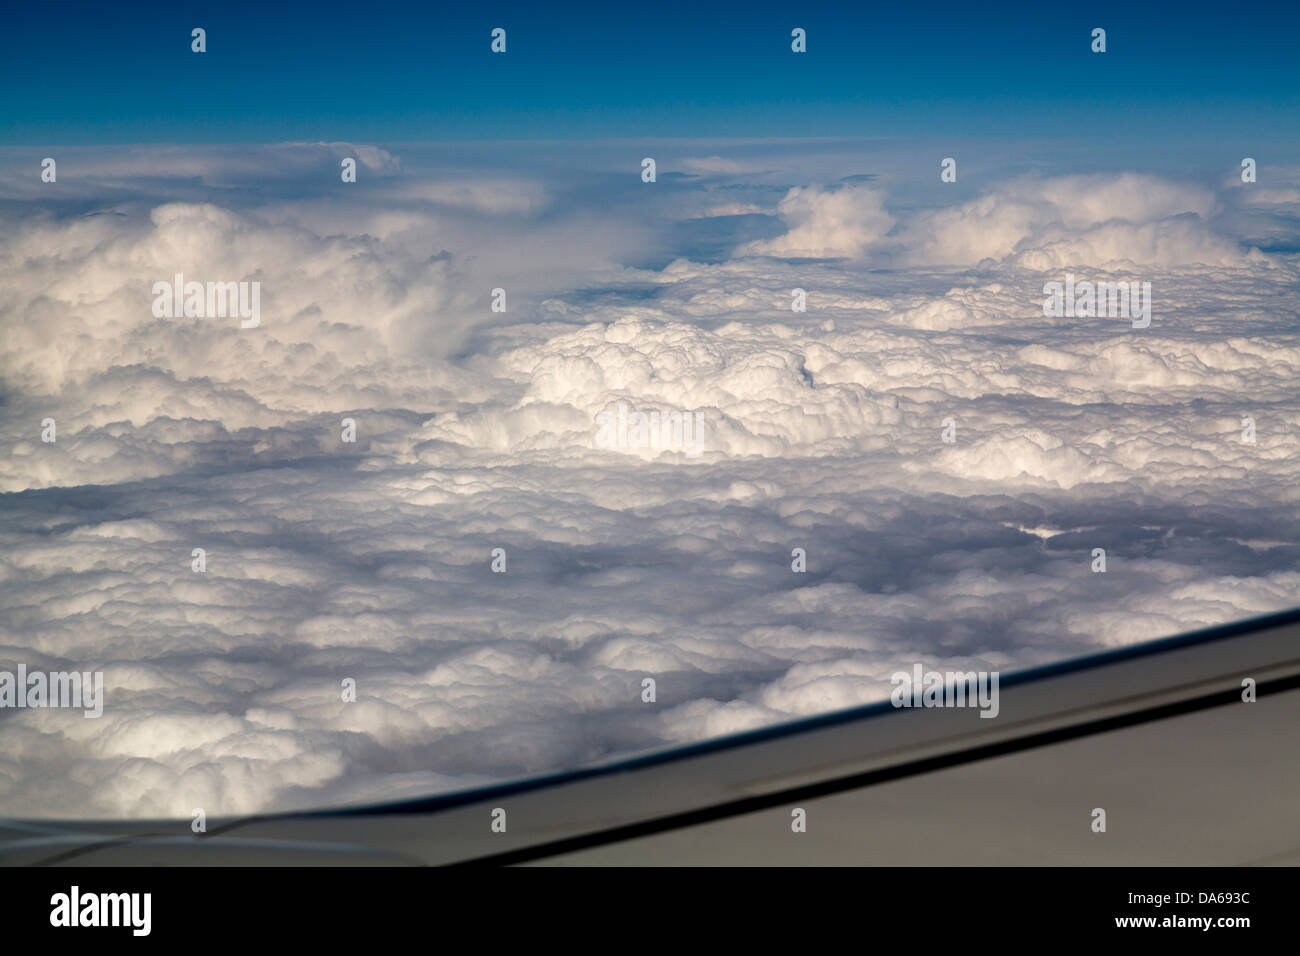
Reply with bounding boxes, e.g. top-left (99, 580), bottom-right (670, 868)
top-left (1, 147), bottom-right (1297, 819)
top-left (735, 173), bottom-right (1256, 268)
top-left (738, 183), bottom-right (895, 258)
